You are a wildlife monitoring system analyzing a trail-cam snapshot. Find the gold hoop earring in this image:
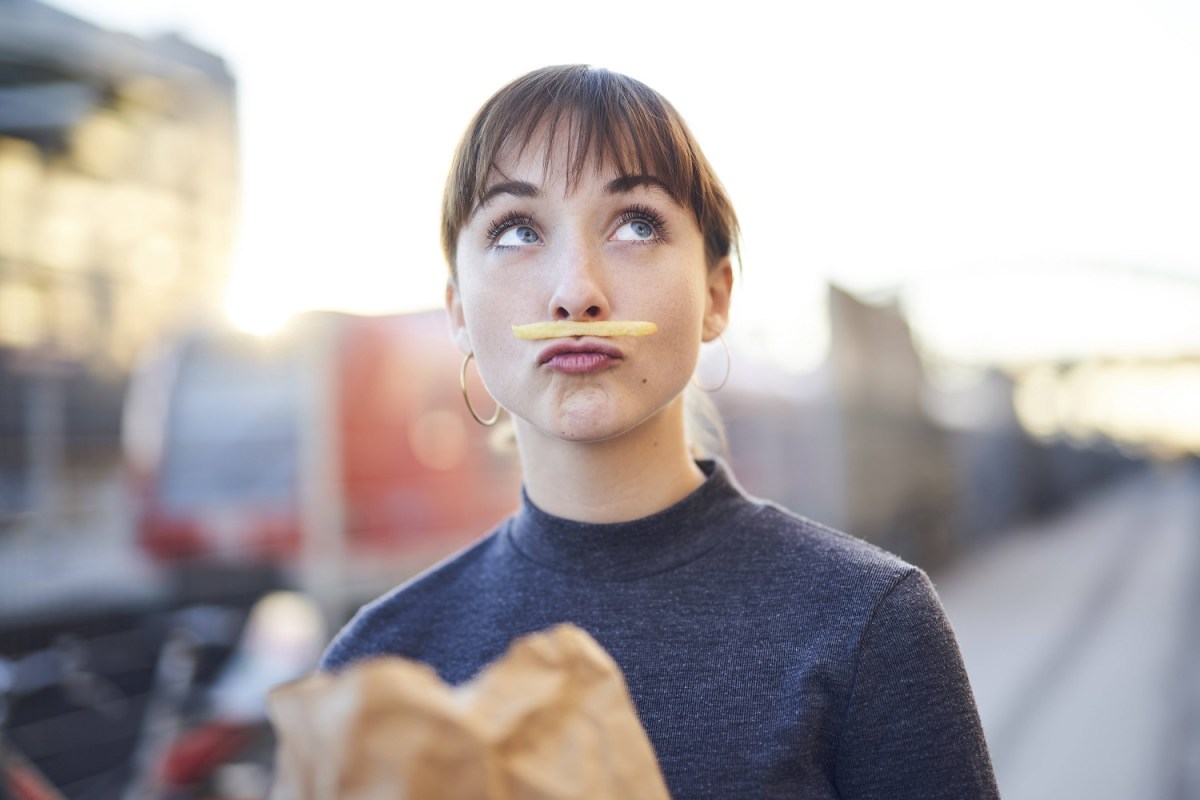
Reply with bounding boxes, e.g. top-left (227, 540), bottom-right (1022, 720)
top-left (460, 352), bottom-right (500, 426)
top-left (693, 334), bottom-right (731, 393)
